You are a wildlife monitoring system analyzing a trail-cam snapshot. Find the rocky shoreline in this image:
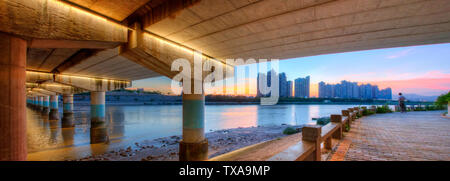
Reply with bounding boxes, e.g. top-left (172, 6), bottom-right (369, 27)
top-left (75, 125), bottom-right (303, 161)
